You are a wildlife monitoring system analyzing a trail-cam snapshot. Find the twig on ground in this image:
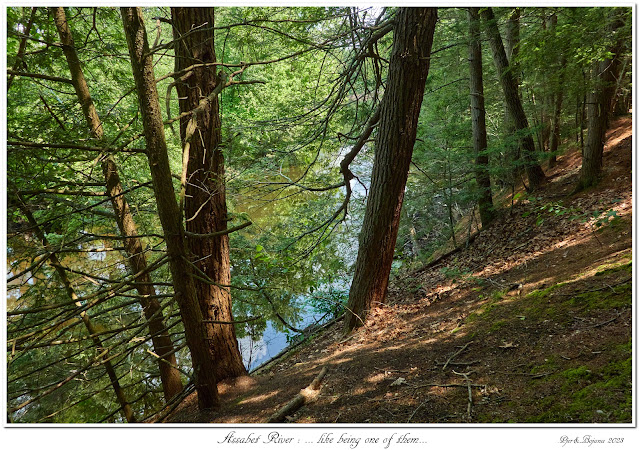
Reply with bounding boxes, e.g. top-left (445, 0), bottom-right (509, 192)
top-left (374, 367), bottom-right (411, 374)
top-left (436, 360), bottom-right (479, 367)
top-left (442, 341), bottom-right (473, 371)
top-left (407, 398), bottom-right (431, 423)
top-left (452, 370), bottom-right (474, 420)
top-left (579, 312), bottom-right (623, 330)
